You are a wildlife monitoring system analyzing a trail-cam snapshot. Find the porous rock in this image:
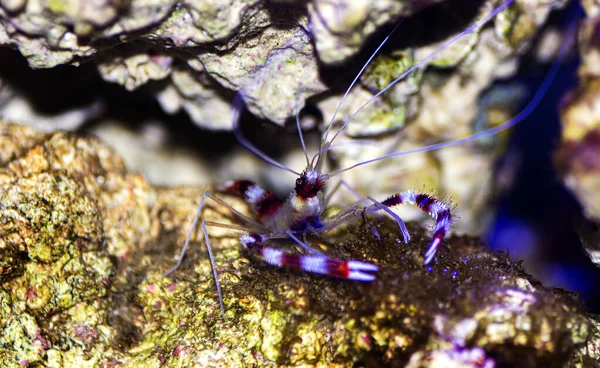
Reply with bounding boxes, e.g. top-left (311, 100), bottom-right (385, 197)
top-left (0, 1), bottom-right (569, 236)
top-left (0, 0), bottom-right (564, 129)
top-left (0, 122), bottom-right (597, 366)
